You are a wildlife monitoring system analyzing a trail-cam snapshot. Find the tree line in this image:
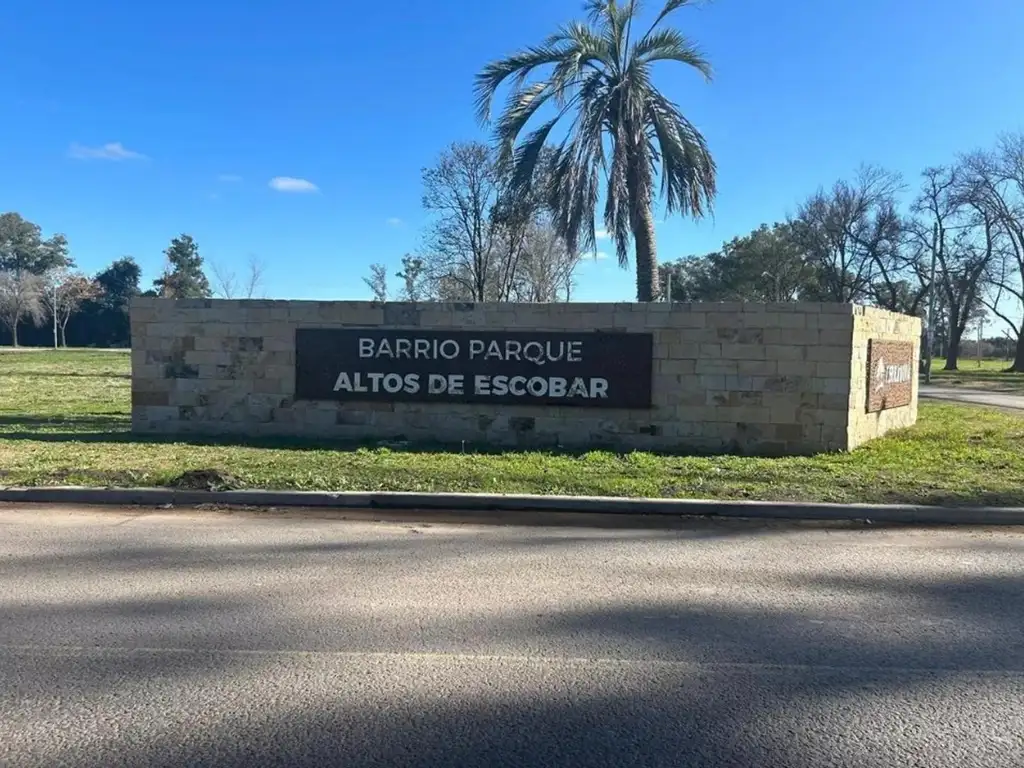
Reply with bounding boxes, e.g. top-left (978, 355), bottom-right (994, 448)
top-left (658, 134), bottom-right (1024, 372)
top-left (0, 216), bottom-right (263, 347)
